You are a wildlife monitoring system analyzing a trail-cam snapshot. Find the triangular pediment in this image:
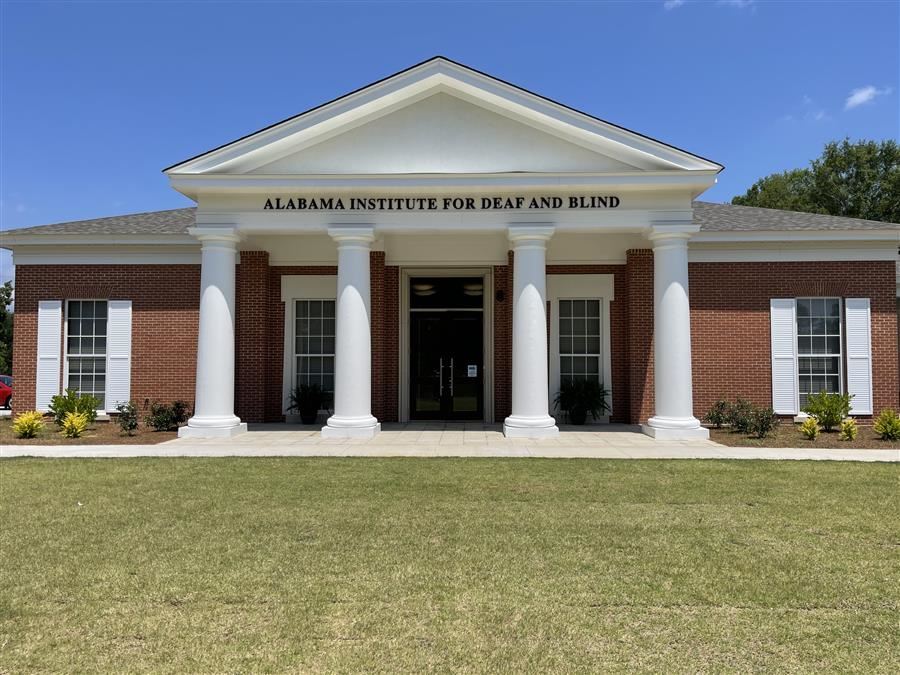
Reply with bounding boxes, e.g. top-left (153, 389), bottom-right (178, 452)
top-left (166, 57), bottom-right (722, 177)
